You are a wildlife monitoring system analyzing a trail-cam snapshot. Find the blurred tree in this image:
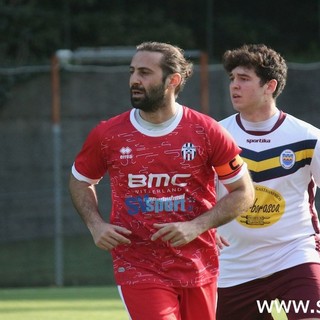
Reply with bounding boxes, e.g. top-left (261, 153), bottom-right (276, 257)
top-left (213, 0), bottom-right (320, 61)
top-left (0, 0), bottom-right (319, 66)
